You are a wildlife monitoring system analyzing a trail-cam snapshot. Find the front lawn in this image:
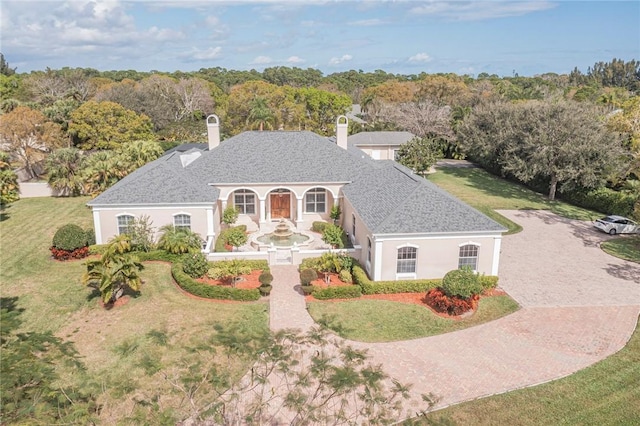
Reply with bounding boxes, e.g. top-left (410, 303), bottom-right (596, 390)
top-left (307, 295), bottom-right (520, 342)
top-left (0, 197), bottom-right (269, 424)
top-left (429, 167), bottom-right (600, 234)
top-left (600, 236), bottom-right (640, 263)
top-left (412, 314), bottom-right (640, 425)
